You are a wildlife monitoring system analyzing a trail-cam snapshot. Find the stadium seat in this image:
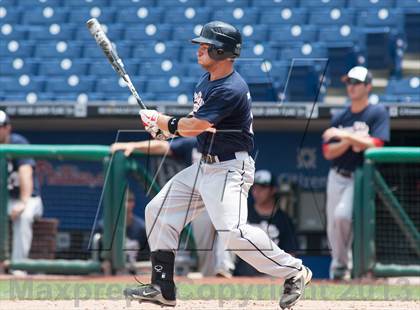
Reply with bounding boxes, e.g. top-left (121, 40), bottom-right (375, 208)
top-left (45, 76), bottom-right (95, 93)
top-left (205, 0), bottom-right (250, 8)
top-left (21, 7), bottom-right (68, 25)
top-left (0, 40), bottom-right (34, 58)
top-left (110, 0), bottom-right (155, 7)
top-left (34, 41), bottom-right (82, 58)
top-left (95, 77), bottom-right (132, 94)
top-left (125, 24), bottom-right (172, 42)
top-left (185, 63), bottom-right (205, 79)
top-left (213, 8), bottom-right (259, 25)
top-left (172, 25), bottom-right (201, 42)
top-left (239, 25), bottom-right (269, 42)
top-left (357, 8), bottom-right (404, 31)
top-left (260, 8), bottom-right (307, 25)
top-left (319, 26), bottom-right (361, 45)
top-left (164, 7), bottom-right (211, 25)
top-left (0, 76), bottom-right (44, 93)
top-left (386, 77), bottom-right (420, 97)
top-left (299, 0), bottom-right (346, 8)
top-left (309, 8), bottom-right (356, 26)
top-left (0, 58), bottom-right (38, 76)
top-left (181, 46), bottom-right (198, 63)
top-left (132, 41), bottom-right (181, 61)
top-left (17, 0), bottom-right (61, 7)
top-left (146, 76), bottom-right (195, 96)
top-left (0, 7), bottom-right (22, 24)
top-left (28, 24), bottom-right (76, 41)
top-left (83, 41), bottom-right (131, 59)
top-left (62, 0), bottom-right (109, 7)
top-left (240, 43), bottom-right (277, 61)
top-left (141, 60), bottom-right (186, 78)
top-left (270, 25), bottom-right (318, 47)
top-left (157, 0), bottom-right (203, 7)
top-left (38, 59), bottom-right (89, 76)
top-left (251, 0), bottom-right (297, 8)
top-left (90, 59), bottom-right (139, 77)
top-left (116, 7), bottom-right (163, 24)
top-left (347, 0), bottom-right (395, 10)
top-left (280, 43), bottom-right (328, 61)
top-left (0, 25), bottom-right (27, 41)
top-left (68, 7), bottom-right (115, 24)
top-left (400, 1), bottom-right (420, 52)
top-left (75, 23), bottom-right (123, 41)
